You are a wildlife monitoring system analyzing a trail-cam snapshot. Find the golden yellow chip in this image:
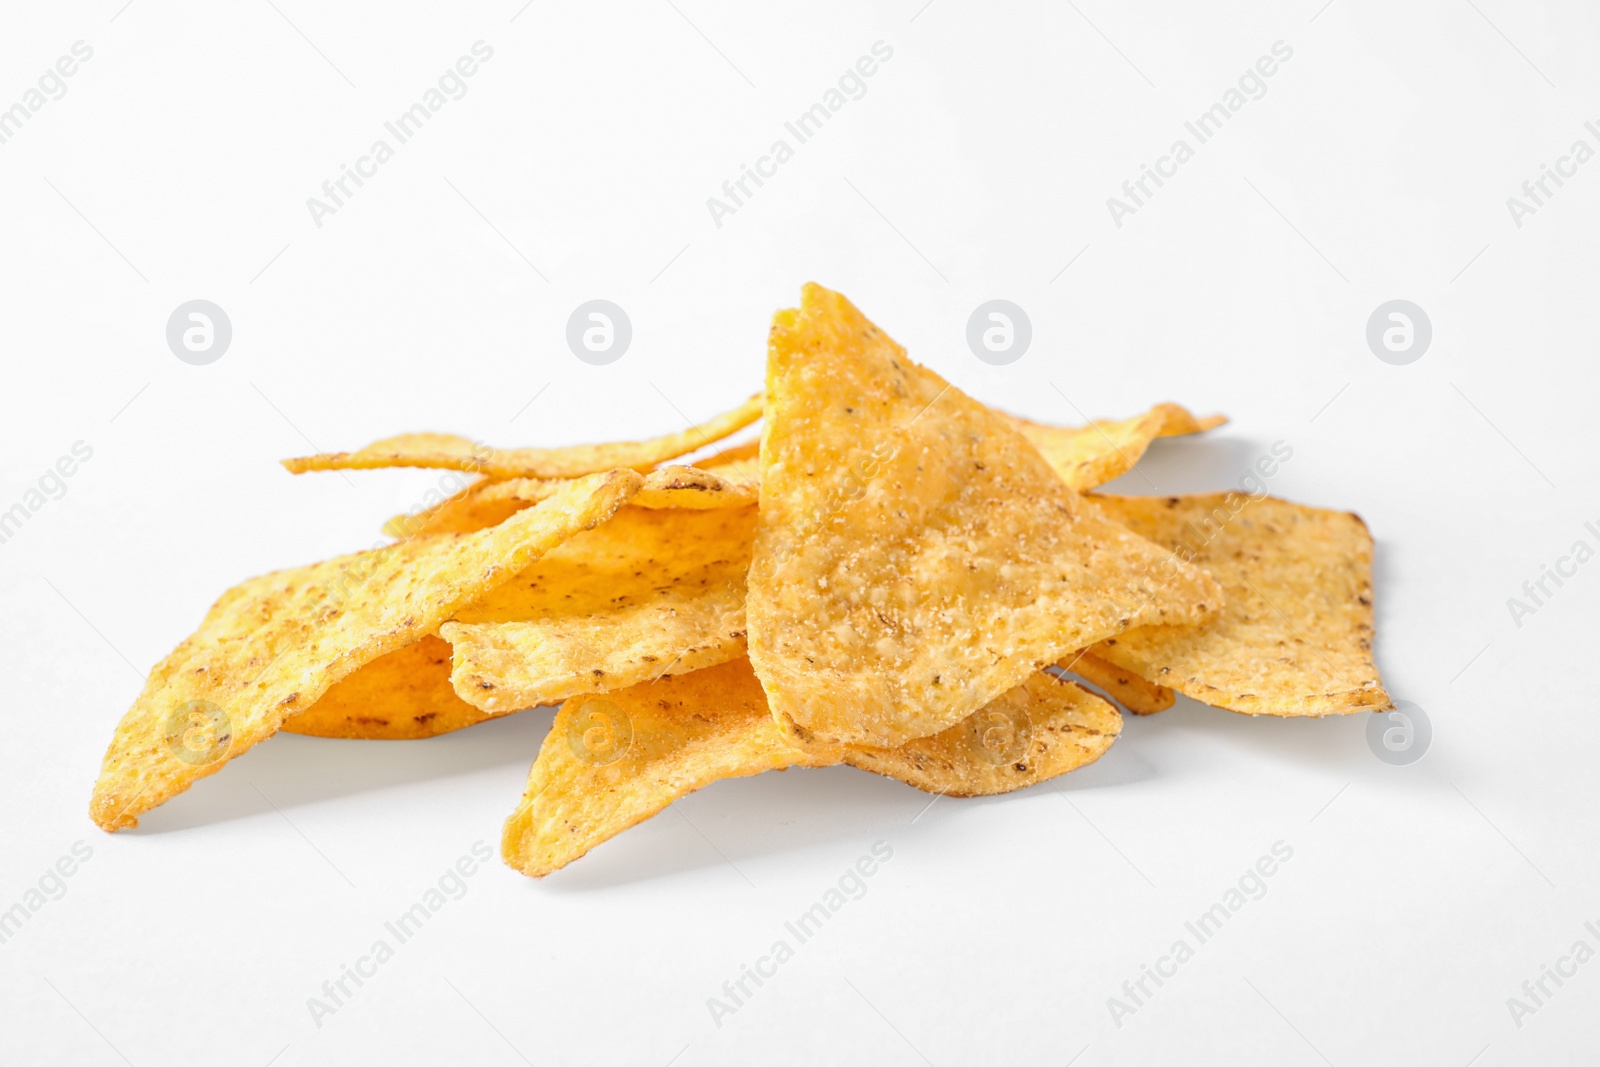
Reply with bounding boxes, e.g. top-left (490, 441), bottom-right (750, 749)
top-left (298, 504), bottom-right (756, 742)
top-left (383, 477), bottom-right (530, 539)
top-left (1088, 492), bottom-right (1391, 716)
top-left (840, 671), bottom-right (1120, 796)
top-left (1059, 649), bottom-right (1175, 715)
top-left (89, 470), bottom-right (642, 830)
top-left (376, 481), bottom-right (522, 540)
top-left (1014, 403), bottom-right (1226, 491)
top-left (443, 504), bottom-right (756, 714)
top-left (283, 393), bottom-right (763, 479)
top-left (280, 635), bottom-right (492, 739)
top-left (385, 464), bottom-right (758, 539)
top-left (501, 660), bottom-right (831, 877)
top-left (502, 659), bottom-right (1120, 876)
top-left (747, 284), bottom-right (1221, 748)
top-left (633, 464), bottom-right (760, 509)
